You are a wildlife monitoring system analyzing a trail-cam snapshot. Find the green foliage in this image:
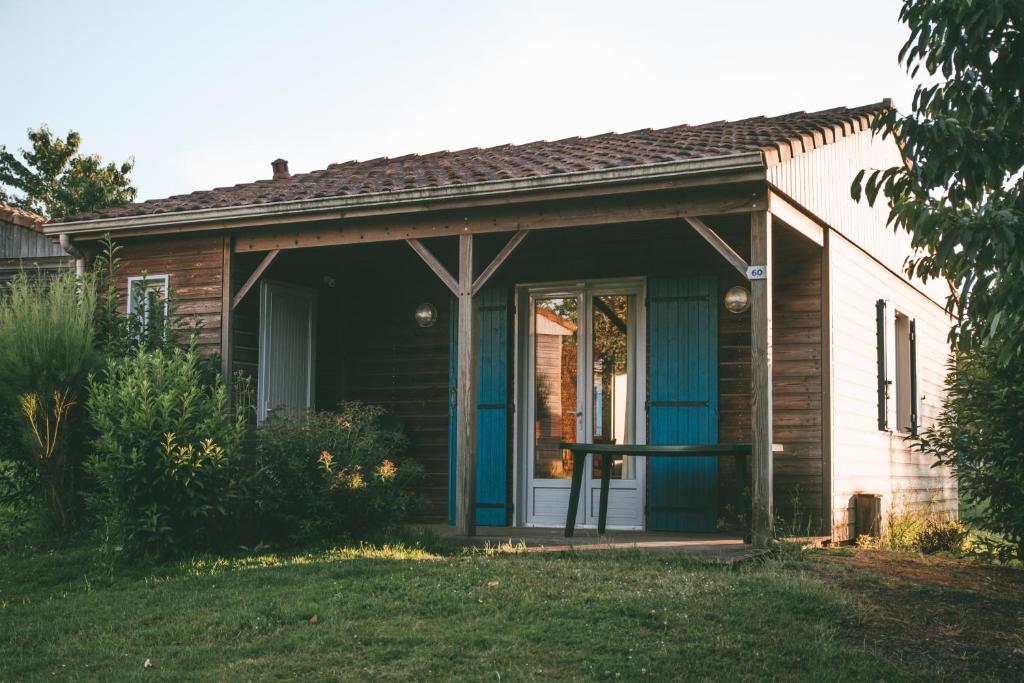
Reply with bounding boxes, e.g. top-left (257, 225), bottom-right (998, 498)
top-left (852, 1), bottom-right (1024, 360)
top-left (916, 349), bottom-right (1024, 558)
top-left (0, 459), bottom-right (35, 547)
top-left (0, 271), bottom-right (100, 532)
top-left (84, 348), bottom-right (245, 556)
top-left (239, 403), bottom-right (422, 545)
top-left (0, 126), bottom-right (135, 219)
top-left (916, 519), bottom-right (968, 554)
top-left (0, 271), bottom-right (99, 401)
top-left (852, 0), bottom-right (1024, 570)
